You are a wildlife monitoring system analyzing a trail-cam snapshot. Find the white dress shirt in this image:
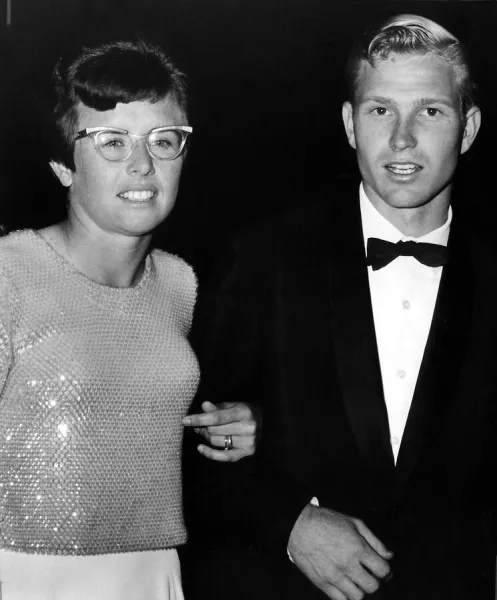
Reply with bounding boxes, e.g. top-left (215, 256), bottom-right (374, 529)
top-left (360, 184), bottom-right (451, 463)
top-left (289, 188), bottom-right (452, 559)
